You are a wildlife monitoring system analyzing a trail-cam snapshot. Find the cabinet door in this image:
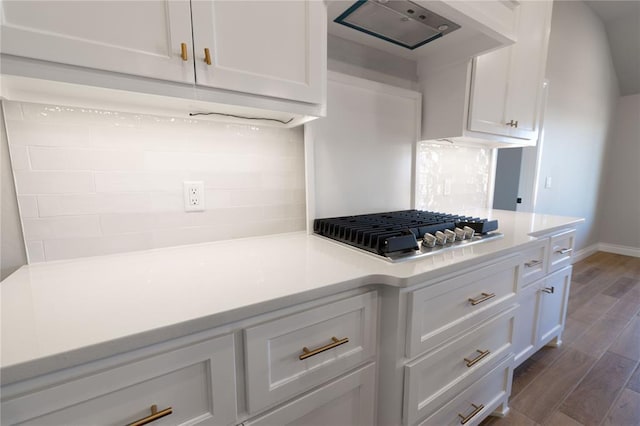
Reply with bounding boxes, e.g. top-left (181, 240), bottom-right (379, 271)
top-left (0, 1), bottom-right (194, 83)
top-left (191, 1), bottom-right (325, 104)
top-left (244, 364), bottom-right (375, 426)
top-left (468, 0), bottom-right (552, 140)
top-left (513, 282), bottom-right (540, 367)
top-left (537, 266), bottom-right (572, 346)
